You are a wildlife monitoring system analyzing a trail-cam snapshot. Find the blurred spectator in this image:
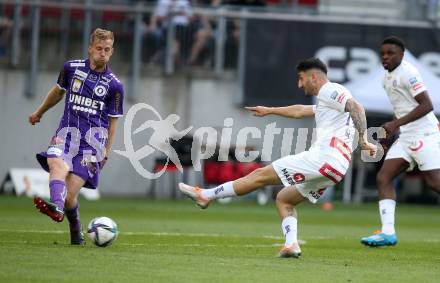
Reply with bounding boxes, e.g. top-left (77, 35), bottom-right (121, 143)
top-left (188, 14), bottom-right (213, 66)
top-left (149, 0), bottom-right (193, 63)
top-left (144, 0), bottom-right (213, 66)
